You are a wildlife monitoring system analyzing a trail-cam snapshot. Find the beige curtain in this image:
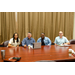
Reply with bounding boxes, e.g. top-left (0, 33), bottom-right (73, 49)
top-left (0, 12), bottom-right (74, 43)
top-left (0, 12), bottom-right (1, 43)
top-left (0, 12), bottom-right (16, 43)
top-left (17, 12), bottom-right (74, 42)
top-left (17, 12), bottom-right (29, 42)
